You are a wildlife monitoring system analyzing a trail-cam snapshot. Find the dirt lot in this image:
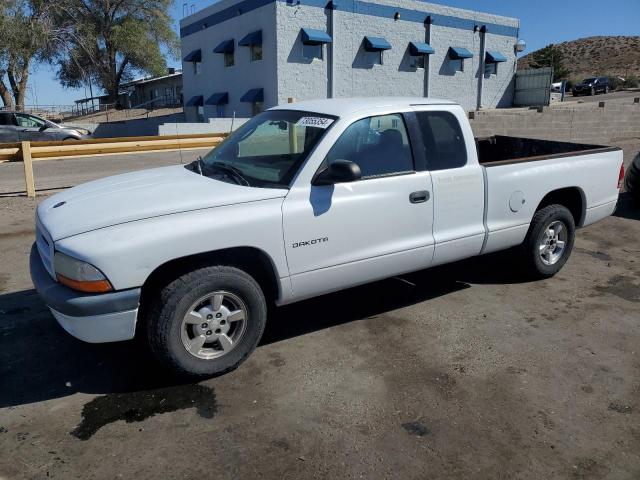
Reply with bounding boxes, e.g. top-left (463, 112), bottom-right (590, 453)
top-left (1, 179), bottom-right (640, 478)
